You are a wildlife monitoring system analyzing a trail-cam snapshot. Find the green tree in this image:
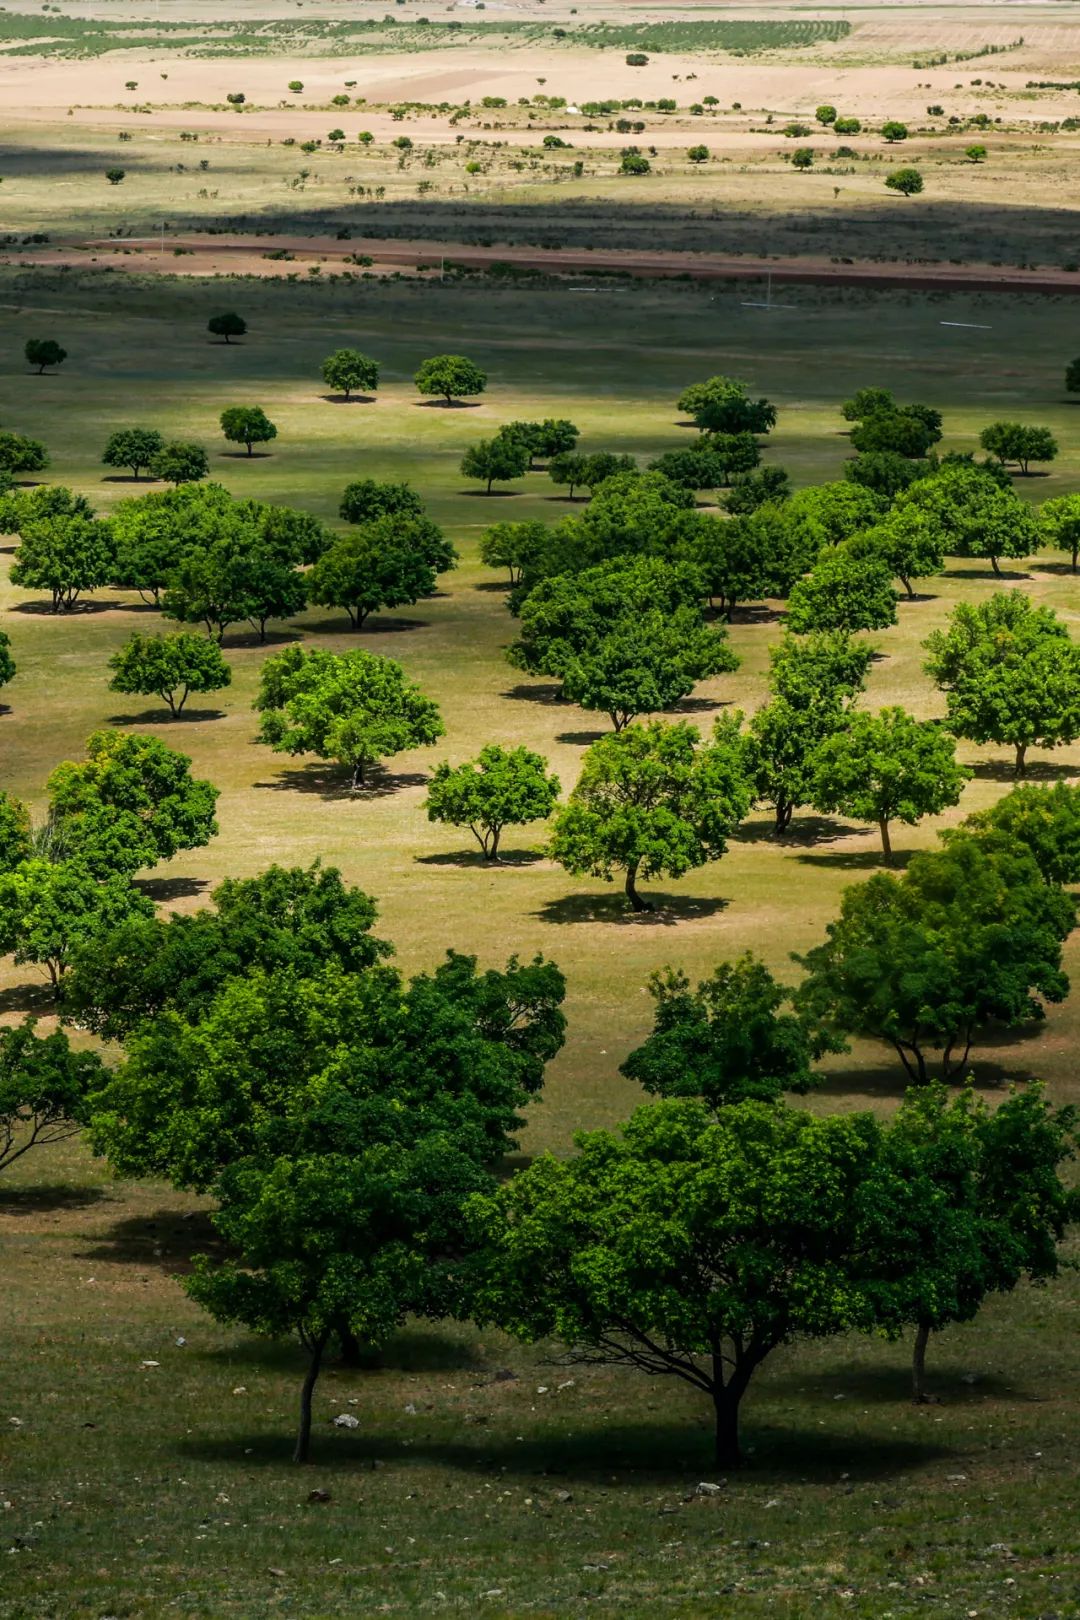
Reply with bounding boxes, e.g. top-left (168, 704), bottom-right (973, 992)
top-left (841, 387), bottom-right (896, 423)
top-left (549, 717), bottom-right (750, 911)
top-left (0, 628), bottom-right (14, 696)
top-left (0, 1018), bottom-right (105, 1174)
top-left (110, 481), bottom-right (237, 605)
top-left (677, 376), bottom-right (777, 435)
top-left (102, 427), bottom-right (165, 480)
top-left (697, 430), bottom-right (761, 481)
top-left (896, 462), bottom-right (1040, 575)
top-left (46, 729), bottom-right (220, 878)
top-left (321, 349), bottom-right (379, 399)
top-left (162, 537), bottom-right (307, 641)
top-left (1065, 357), bottom-right (1080, 395)
top-left (620, 151), bottom-right (650, 175)
top-left (833, 116), bottom-right (861, 135)
top-left (622, 955), bottom-right (826, 1107)
top-left (220, 405), bottom-right (277, 457)
top-left (795, 836), bottom-right (1075, 1082)
top-left (425, 744), bottom-right (560, 859)
top-left (844, 450), bottom-right (927, 498)
top-left (924, 591), bottom-right (1080, 775)
top-left (255, 644), bottom-right (444, 789)
top-left (105, 167), bottom-right (125, 185)
top-left (414, 353), bottom-right (487, 405)
top-left (786, 546), bottom-right (898, 634)
top-left (723, 465), bottom-right (793, 515)
top-left (498, 419), bottom-right (579, 468)
top-left (956, 781), bottom-right (1080, 887)
top-left (0, 431), bottom-right (48, 476)
top-left (1038, 492), bottom-right (1080, 572)
top-left (809, 706), bottom-right (969, 860)
top-left (849, 411), bottom-right (936, 458)
top-left (0, 860), bottom-right (154, 990)
top-left (649, 445), bottom-right (727, 494)
top-left (783, 480), bottom-right (885, 545)
top-left (885, 167), bottom-right (924, 196)
top-left (207, 311), bottom-right (247, 343)
top-left (64, 862), bottom-right (391, 1039)
top-left (816, 104), bottom-right (837, 125)
top-left (687, 143), bottom-right (709, 163)
top-left (461, 435), bottom-right (530, 493)
top-left (561, 609), bottom-right (737, 731)
top-left (847, 505), bottom-right (945, 597)
top-left (24, 338), bottom-right (67, 374)
top-left (479, 518), bottom-right (551, 586)
top-left (10, 513), bottom-right (115, 612)
top-left (791, 147), bottom-right (814, 170)
top-left (979, 422), bottom-right (1058, 476)
top-left (339, 479), bottom-right (423, 526)
top-left (108, 631), bottom-right (231, 718)
top-left (0, 793), bottom-right (32, 873)
top-left (149, 441), bottom-right (209, 485)
top-left (468, 1097), bottom-right (891, 1466)
top-left (882, 120), bottom-right (909, 142)
top-left (307, 522), bottom-right (437, 629)
top-left (965, 143), bottom-right (987, 163)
